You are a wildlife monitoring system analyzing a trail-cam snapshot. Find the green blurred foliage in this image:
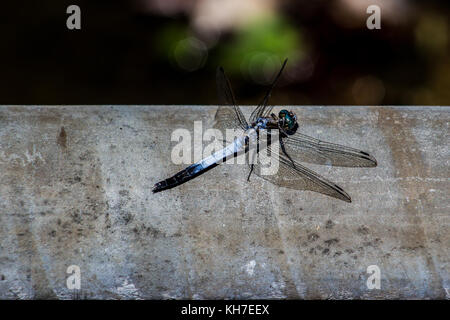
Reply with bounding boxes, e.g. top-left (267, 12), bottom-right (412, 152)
top-left (155, 23), bottom-right (190, 61)
top-left (219, 15), bottom-right (304, 80)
